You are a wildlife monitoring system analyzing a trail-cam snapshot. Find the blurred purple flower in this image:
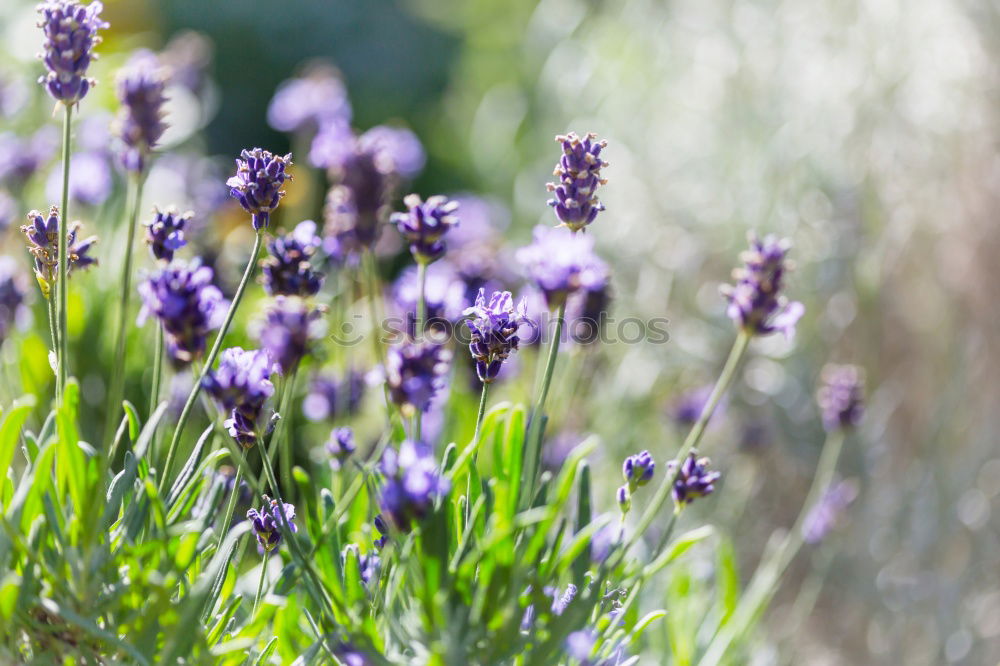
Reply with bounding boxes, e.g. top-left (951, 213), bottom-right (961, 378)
top-left (203, 347), bottom-right (277, 448)
top-left (36, 0), bottom-right (108, 104)
top-left (247, 495), bottom-right (297, 552)
top-left (137, 259), bottom-right (225, 365)
top-left (0, 256), bottom-right (30, 347)
top-left (817, 363), bottom-right (866, 432)
top-left (378, 439), bottom-right (449, 531)
top-left (260, 219), bottom-right (325, 296)
top-left (464, 288), bottom-right (528, 384)
top-left (44, 151), bottom-right (112, 207)
top-left (144, 207), bottom-right (190, 263)
top-left (802, 479), bottom-right (858, 544)
top-left (267, 63), bottom-right (351, 135)
top-left (254, 296), bottom-right (324, 374)
top-left (301, 369), bottom-right (366, 422)
top-left (0, 74), bottom-right (28, 118)
top-left (326, 426), bottom-right (356, 470)
top-left (391, 262), bottom-right (468, 337)
top-left (721, 233), bottom-right (804, 339)
top-left (566, 630), bottom-right (596, 662)
top-left (357, 125), bottom-right (425, 179)
top-left (385, 340), bottom-right (452, 416)
top-left (0, 127), bottom-right (58, 186)
top-left (547, 132), bottom-right (608, 231)
top-left (114, 49), bottom-right (168, 172)
top-left (227, 148), bottom-right (293, 230)
top-left (0, 190), bottom-right (17, 232)
top-left (517, 225), bottom-right (609, 308)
